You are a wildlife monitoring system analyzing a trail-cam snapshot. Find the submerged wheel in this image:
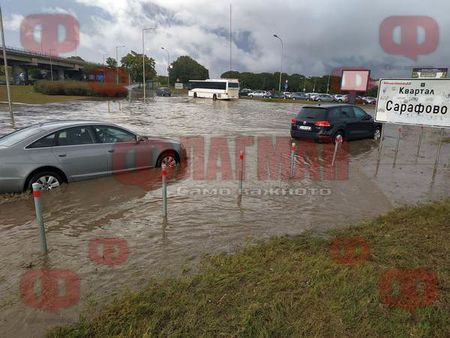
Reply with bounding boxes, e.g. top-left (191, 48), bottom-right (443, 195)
top-left (156, 151), bottom-right (179, 168)
top-left (374, 126), bottom-right (382, 140)
top-left (193, 92), bottom-right (197, 98)
top-left (27, 170), bottom-right (63, 191)
top-left (213, 94), bottom-right (217, 101)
